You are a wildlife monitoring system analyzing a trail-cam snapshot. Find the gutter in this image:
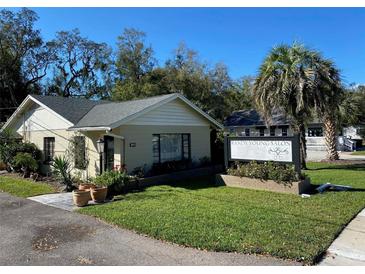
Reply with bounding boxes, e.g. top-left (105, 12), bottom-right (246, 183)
top-left (67, 126), bottom-right (112, 131)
